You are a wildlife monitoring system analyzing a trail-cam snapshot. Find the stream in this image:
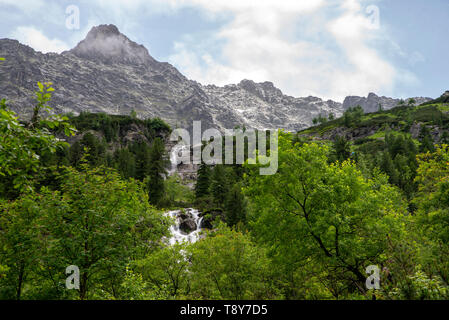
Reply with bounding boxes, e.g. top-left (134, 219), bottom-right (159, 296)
top-left (165, 209), bottom-right (204, 245)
